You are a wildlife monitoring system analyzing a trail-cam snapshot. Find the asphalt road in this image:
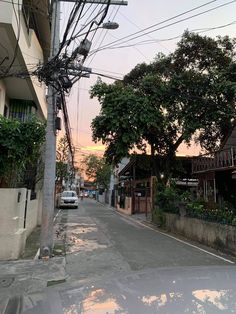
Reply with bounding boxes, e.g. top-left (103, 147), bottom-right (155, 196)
top-left (55, 198), bottom-right (235, 284)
